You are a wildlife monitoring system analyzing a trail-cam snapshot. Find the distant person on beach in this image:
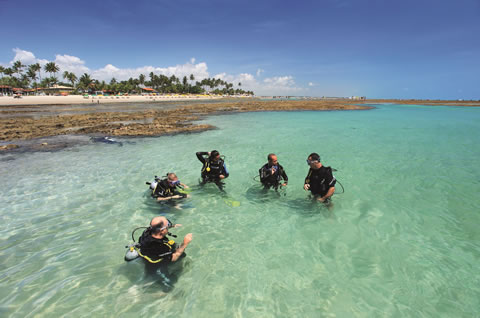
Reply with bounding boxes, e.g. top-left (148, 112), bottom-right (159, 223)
top-left (196, 150), bottom-right (229, 190)
top-left (258, 153), bottom-right (288, 190)
top-left (150, 173), bottom-right (189, 201)
top-left (304, 153), bottom-right (336, 203)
